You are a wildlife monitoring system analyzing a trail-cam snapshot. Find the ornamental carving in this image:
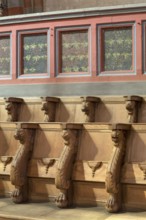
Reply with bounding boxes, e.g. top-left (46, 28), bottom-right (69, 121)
top-left (41, 97), bottom-right (60, 122)
top-left (10, 124), bottom-right (37, 203)
top-left (55, 124), bottom-right (80, 208)
top-left (125, 96), bottom-right (142, 123)
top-left (4, 97), bottom-right (23, 122)
top-left (105, 124), bottom-right (130, 213)
top-left (39, 158), bottom-right (56, 174)
top-left (81, 96), bottom-right (100, 122)
top-left (0, 156), bottom-right (13, 171)
top-left (87, 161), bottom-right (102, 177)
